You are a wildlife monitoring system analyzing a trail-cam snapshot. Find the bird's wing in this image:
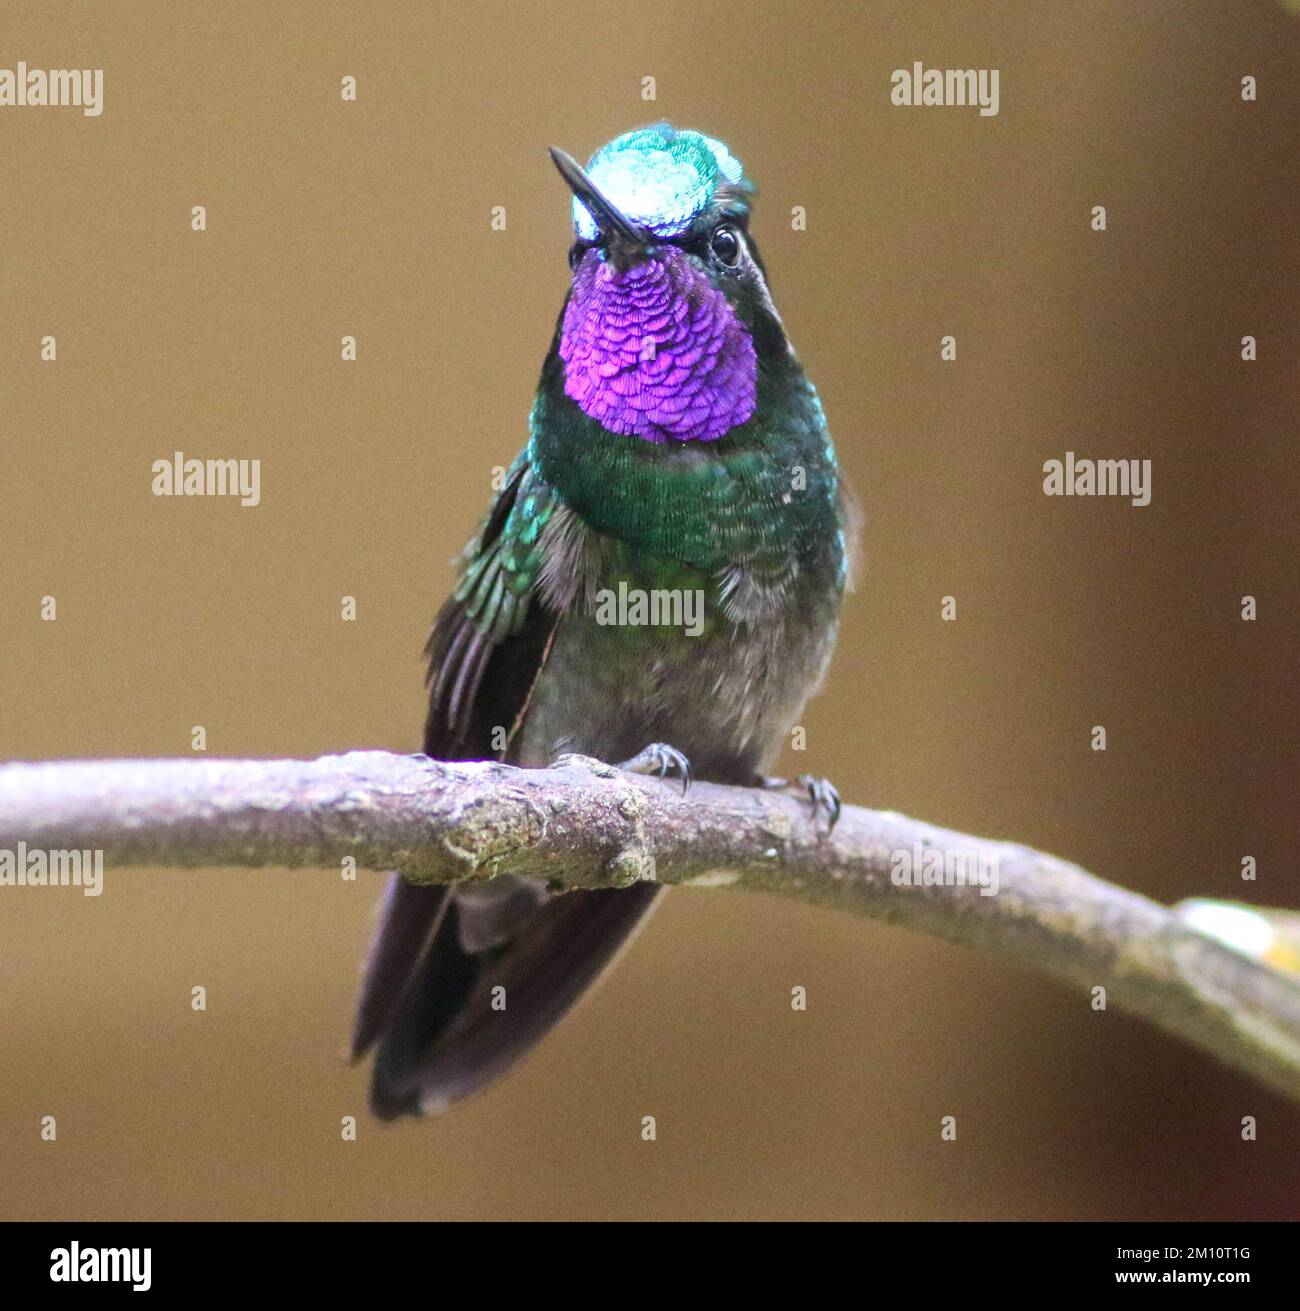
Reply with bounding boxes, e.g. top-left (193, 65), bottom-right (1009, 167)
top-left (352, 452), bottom-right (661, 1118)
top-left (422, 454), bottom-right (562, 761)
